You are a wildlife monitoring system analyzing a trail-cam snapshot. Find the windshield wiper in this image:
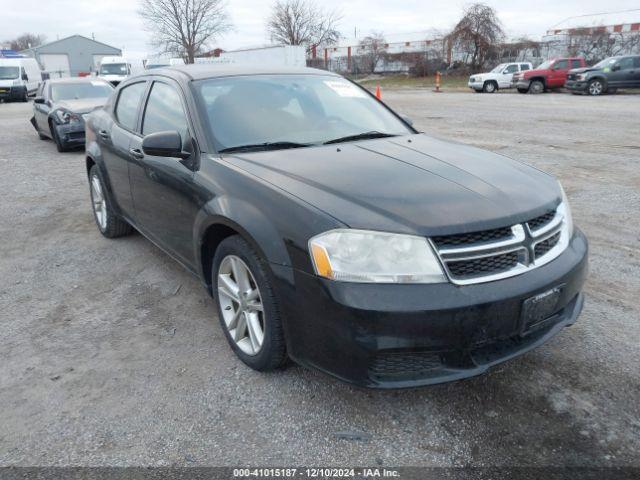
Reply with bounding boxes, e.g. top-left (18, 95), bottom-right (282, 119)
top-left (323, 131), bottom-right (398, 145)
top-left (218, 141), bottom-right (311, 154)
